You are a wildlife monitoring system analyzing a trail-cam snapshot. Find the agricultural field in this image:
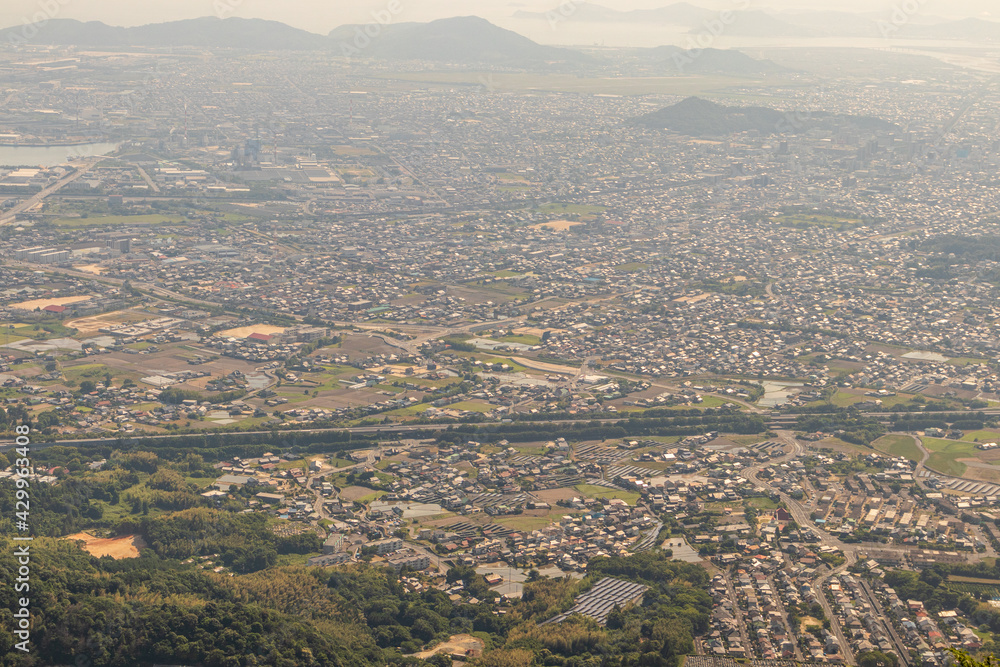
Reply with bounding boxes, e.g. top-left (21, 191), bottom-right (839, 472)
top-left (946, 576), bottom-right (1000, 597)
top-left (922, 437), bottom-right (980, 477)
